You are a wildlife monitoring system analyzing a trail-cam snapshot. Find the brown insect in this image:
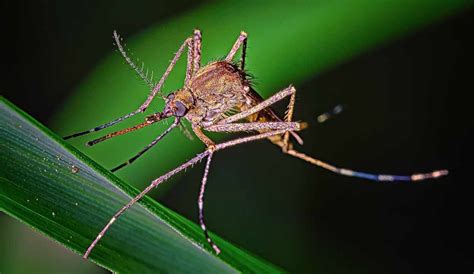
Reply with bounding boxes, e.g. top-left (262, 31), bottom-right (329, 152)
top-left (64, 30), bottom-right (448, 258)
